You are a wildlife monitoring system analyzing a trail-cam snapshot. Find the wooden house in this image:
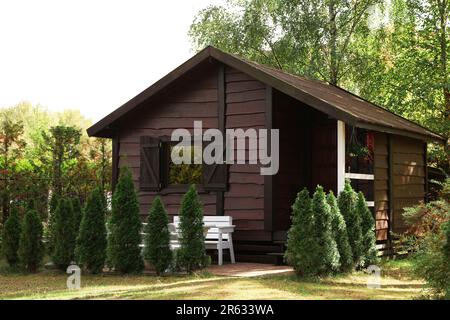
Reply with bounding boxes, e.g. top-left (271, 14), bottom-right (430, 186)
top-left (88, 46), bottom-right (445, 263)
